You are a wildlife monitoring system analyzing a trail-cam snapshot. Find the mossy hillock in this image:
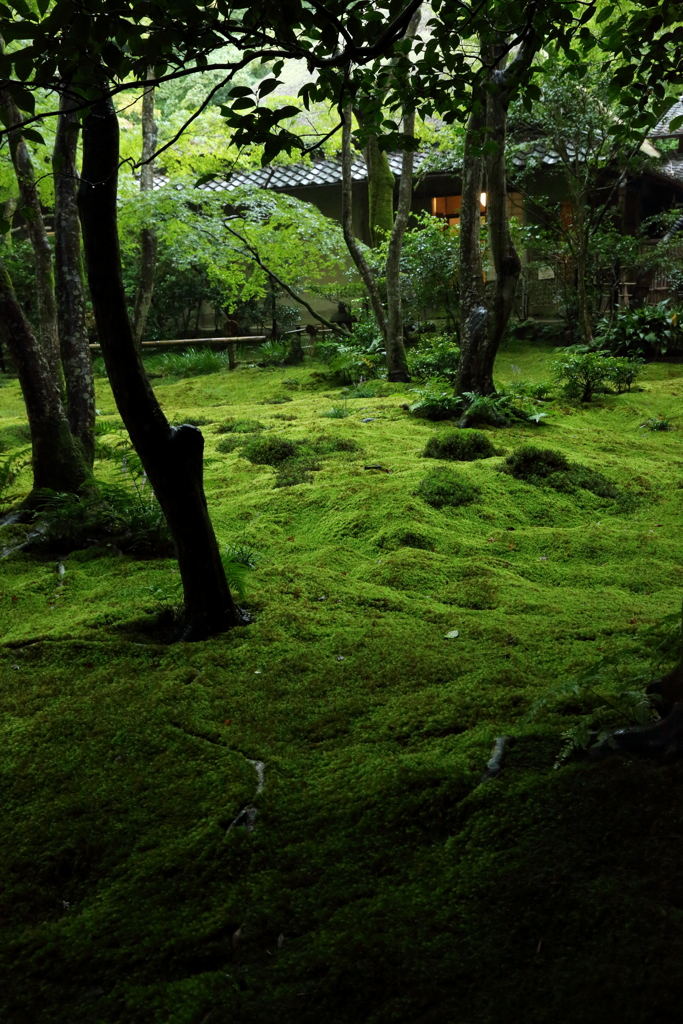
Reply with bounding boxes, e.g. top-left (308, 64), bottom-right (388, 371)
top-left (423, 428), bottom-right (497, 461)
top-left (1, 345), bottom-right (683, 1022)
